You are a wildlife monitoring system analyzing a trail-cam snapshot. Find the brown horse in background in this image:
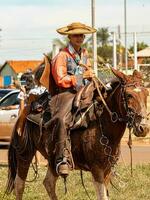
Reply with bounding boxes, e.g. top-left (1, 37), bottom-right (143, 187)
top-left (6, 69), bottom-right (149, 200)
